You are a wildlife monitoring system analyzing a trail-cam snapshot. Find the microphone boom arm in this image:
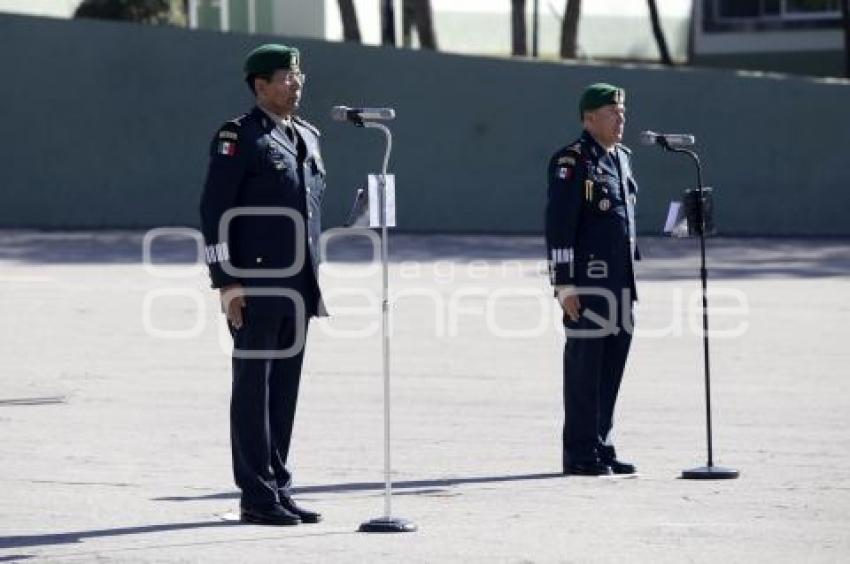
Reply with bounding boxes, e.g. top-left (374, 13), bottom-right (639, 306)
top-left (365, 121), bottom-right (392, 176)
